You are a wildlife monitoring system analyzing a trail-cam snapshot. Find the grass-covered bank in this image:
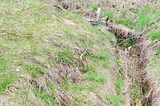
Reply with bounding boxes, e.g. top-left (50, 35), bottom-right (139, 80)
top-left (58, 0), bottom-right (160, 105)
top-left (0, 0), bottom-right (160, 105)
top-left (0, 0), bottom-right (125, 105)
